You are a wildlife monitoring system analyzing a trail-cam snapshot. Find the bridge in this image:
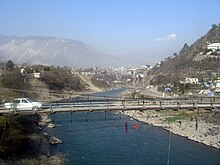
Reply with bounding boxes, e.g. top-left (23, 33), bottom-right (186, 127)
top-left (1, 95), bottom-right (220, 115)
